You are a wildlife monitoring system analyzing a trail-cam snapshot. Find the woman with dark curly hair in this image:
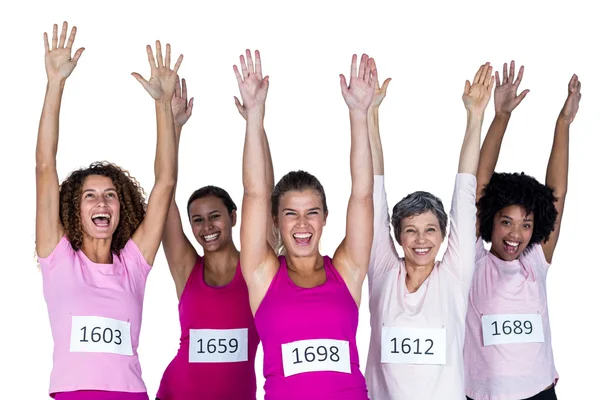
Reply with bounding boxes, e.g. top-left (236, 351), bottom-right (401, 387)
top-left (35, 22), bottom-right (182, 400)
top-left (464, 62), bottom-right (582, 400)
top-left (365, 61), bottom-right (493, 400)
top-left (156, 67), bottom-right (273, 400)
